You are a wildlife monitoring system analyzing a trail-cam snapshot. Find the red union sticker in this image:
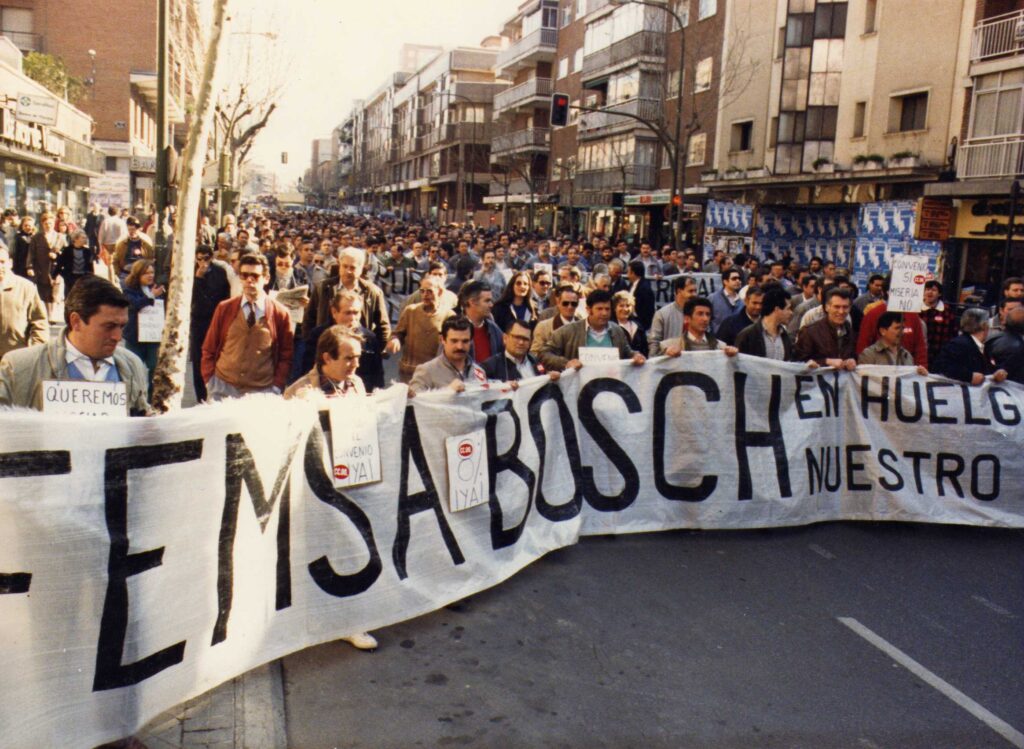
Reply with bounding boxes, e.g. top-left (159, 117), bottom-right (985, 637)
top-left (458, 441), bottom-right (473, 458)
top-left (334, 465), bottom-right (350, 480)
top-left (913, 275), bottom-right (926, 284)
